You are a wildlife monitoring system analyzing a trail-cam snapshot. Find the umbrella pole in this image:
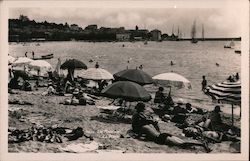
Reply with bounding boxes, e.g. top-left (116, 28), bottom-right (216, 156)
top-left (231, 104), bottom-right (234, 127)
